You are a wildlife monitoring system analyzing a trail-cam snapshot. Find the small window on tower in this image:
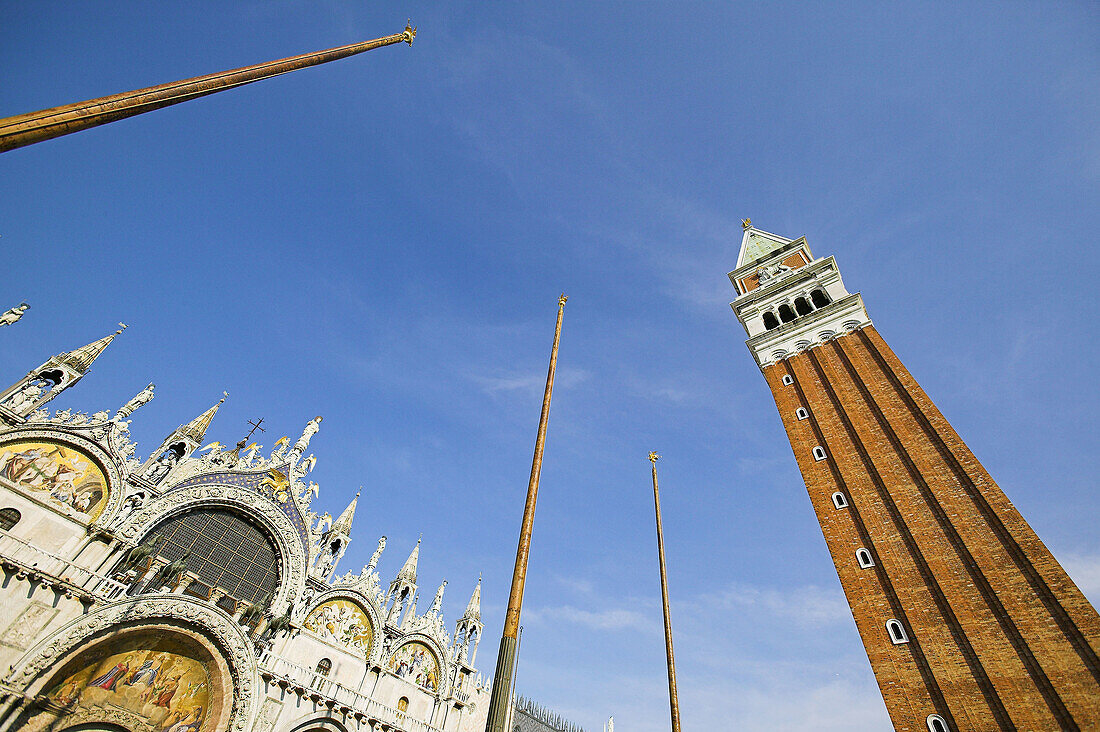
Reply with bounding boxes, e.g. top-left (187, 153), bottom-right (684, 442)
top-left (831, 492), bottom-right (848, 509)
top-left (926, 715), bottom-right (949, 732)
top-left (796, 407), bottom-right (809, 420)
top-left (887, 619), bottom-right (908, 644)
top-left (795, 297), bottom-right (813, 316)
top-left (812, 446), bottom-right (827, 461)
top-left (763, 311), bottom-right (780, 330)
top-left (782, 374), bottom-right (794, 386)
top-left (779, 303), bottom-right (797, 323)
top-left (856, 548), bottom-right (875, 568)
